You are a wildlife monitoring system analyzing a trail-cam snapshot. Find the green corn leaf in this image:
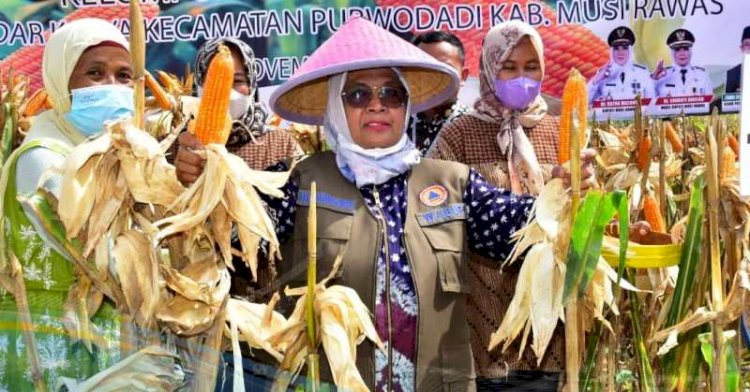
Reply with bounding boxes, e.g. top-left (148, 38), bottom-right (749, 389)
top-left (563, 190), bottom-right (625, 303)
top-left (666, 174), bottom-right (705, 327)
top-left (626, 269), bottom-right (657, 392)
top-left (698, 331), bottom-right (740, 392)
top-left (1, 103), bottom-right (15, 165)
